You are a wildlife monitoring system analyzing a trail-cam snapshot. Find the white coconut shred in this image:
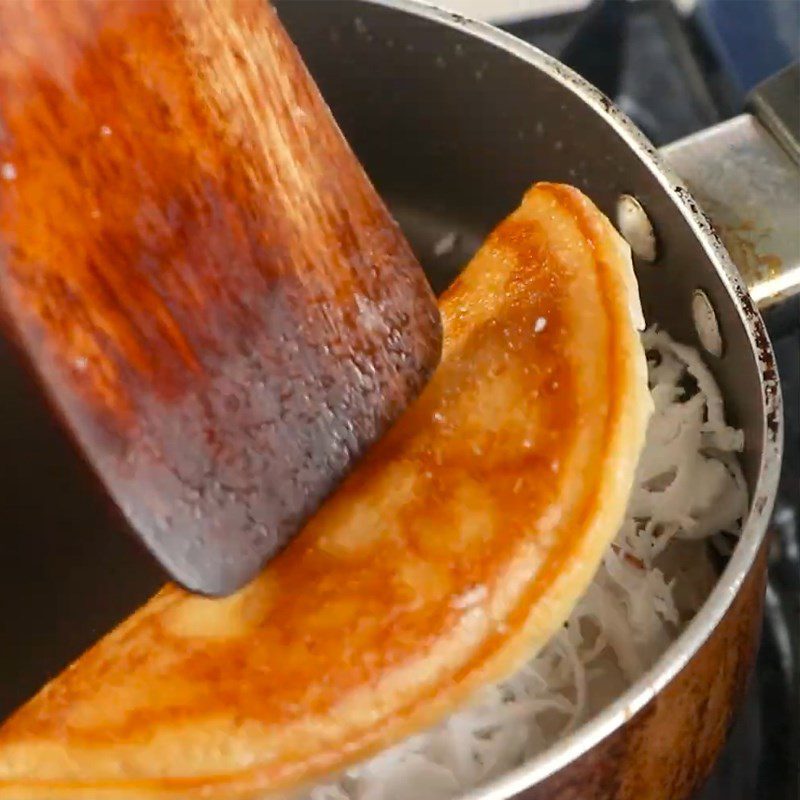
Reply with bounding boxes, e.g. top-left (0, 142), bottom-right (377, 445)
top-left (303, 327), bottom-right (748, 800)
